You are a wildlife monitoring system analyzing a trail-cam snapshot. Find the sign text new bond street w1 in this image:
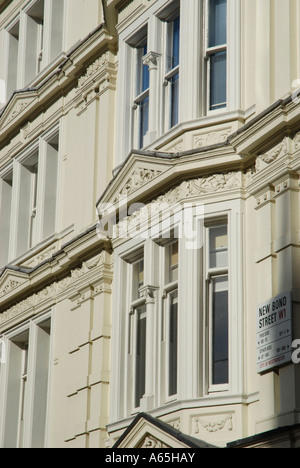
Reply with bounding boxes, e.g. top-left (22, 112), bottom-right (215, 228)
top-left (257, 292), bottom-right (292, 374)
